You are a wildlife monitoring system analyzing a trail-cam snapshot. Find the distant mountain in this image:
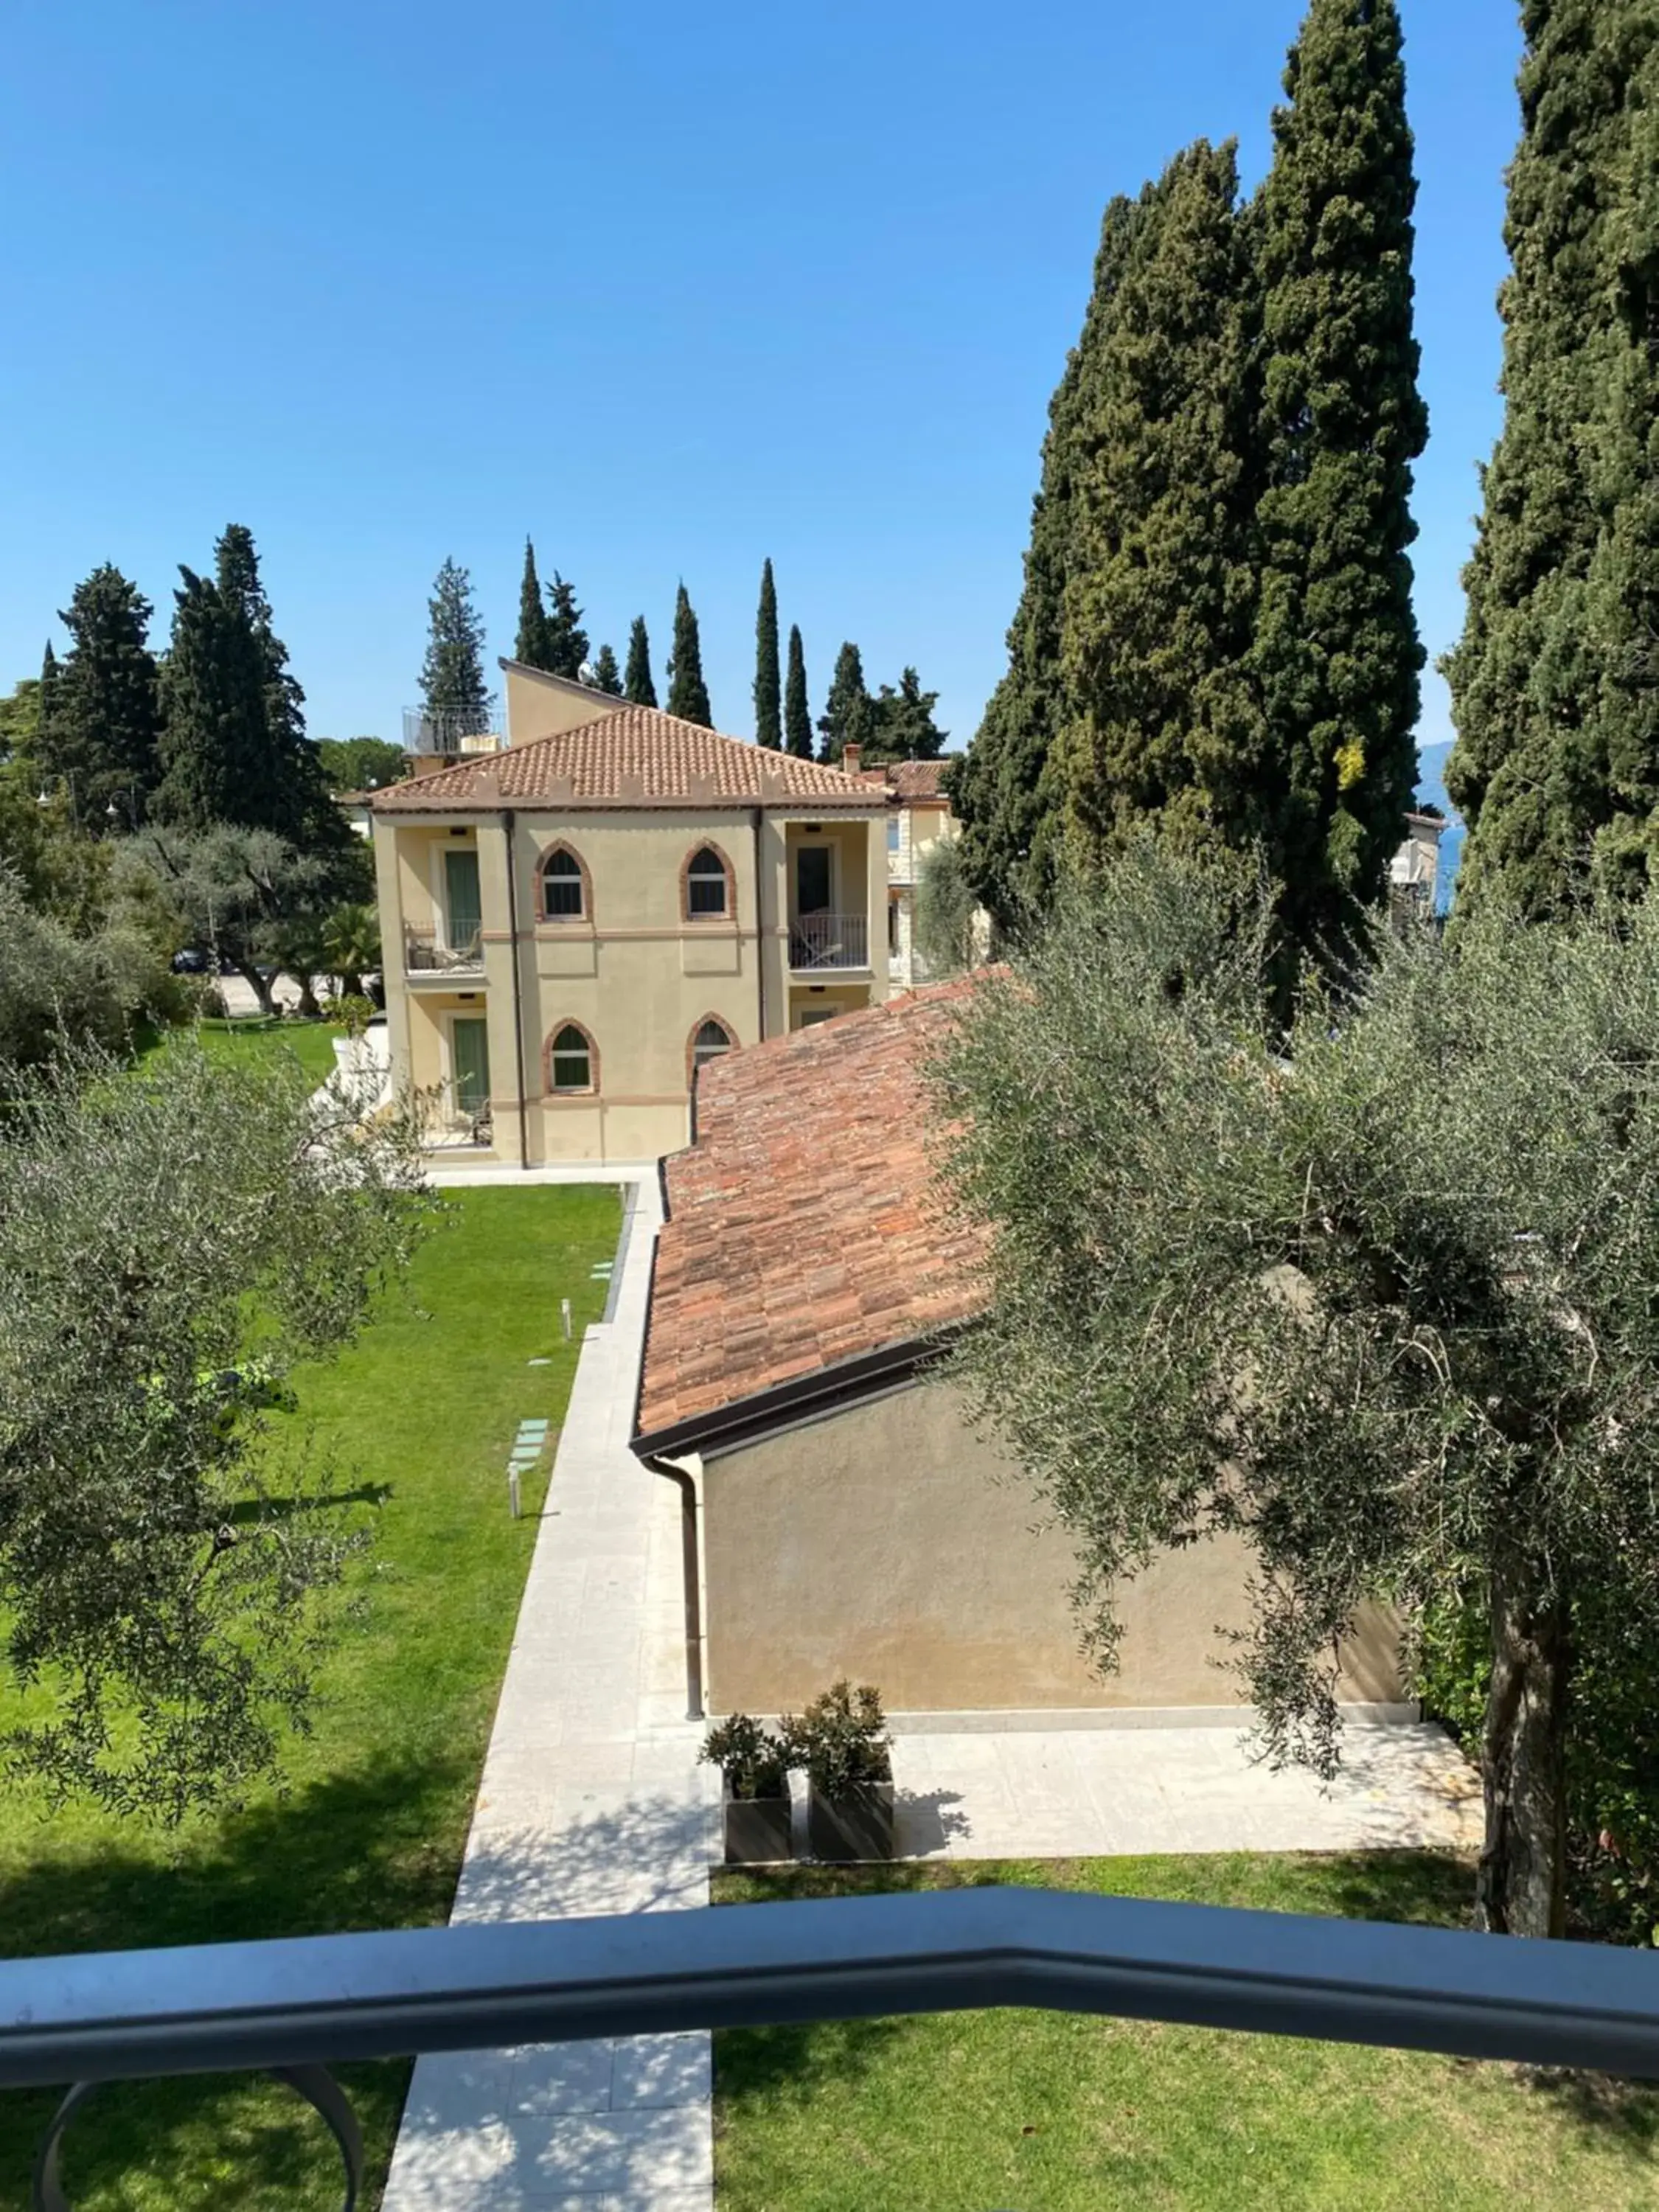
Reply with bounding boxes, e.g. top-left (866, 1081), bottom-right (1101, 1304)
top-left (1415, 739), bottom-right (1462, 913)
